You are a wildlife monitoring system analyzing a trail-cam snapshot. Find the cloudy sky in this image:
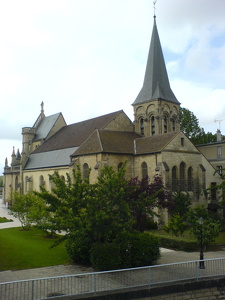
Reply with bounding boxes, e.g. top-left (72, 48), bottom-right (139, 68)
top-left (1, 0), bottom-right (225, 175)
